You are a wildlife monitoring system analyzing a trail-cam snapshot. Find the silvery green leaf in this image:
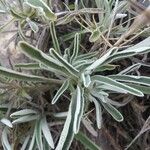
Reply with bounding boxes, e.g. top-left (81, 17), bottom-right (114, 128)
top-left (56, 87), bottom-right (84, 150)
top-left (18, 21), bottom-right (27, 41)
top-left (73, 86), bottom-right (84, 133)
top-left (118, 63), bottom-right (141, 75)
top-left (53, 112), bottom-right (68, 118)
top-left (92, 75), bottom-right (144, 97)
top-left (0, 118), bottom-right (13, 128)
top-left (115, 13), bottom-right (127, 19)
top-left (109, 75), bottom-right (150, 86)
top-left (12, 115), bottom-right (39, 124)
top-left (15, 63), bottom-right (41, 70)
top-left (70, 33), bottom-right (79, 62)
top-left (1, 127), bottom-right (11, 150)
top-left (21, 135), bottom-right (30, 150)
top-left (28, 127), bottom-right (36, 150)
top-left (94, 64), bottom-right (117, 72)
top-left (89, 95), bottom-right (102, 129)
top-left (82, 118), bottom-right (98, 137)
top-left (73, 59), bottom-right (95, 70)
top-left (85, 48), bottom-right (115, 74)
top-left (89, 28), bottom-right (101, 42)
top-left (105, 97), bottom-right (132, 107)
top-left (26, 17), bottom-right (39, 33)
top-left (41, 117), bottom-right (54, 149)
top-left (25, 0), bottom-right (57, 20)
top-left (55, 102), bottom-right (74, 150)
top-left (23, 2), bottom-right (33, 15)
top-left (81, 73), bottom-right (91, 88)
top-left (10, 8), bottom-right (25, 19)
top-left (0, 66), bottom-right (59, 83)
top-left (35, 119), bottom-right (43, 150)
top-left (101, 102), bottom-right (124, 122)
top-left (104, 47), bottom-right (150, 65)
top-left (98, 84), bottom-right (128, 94)
top-left (50, 48), bottom-right (79, 78)
top-left (77, 52), bottom-right (98, 61)
top-left (0, 9), bottom-right (5, 13)
top-left (10, 109), bottom-right (37, 118)
top-left (19, 41), bottom-right (64, 72)
top-left (125, 84), bottom-right (150, 95)
top-left (50, 22), bottom-right (61, 54)
top-left (52, 80), bottom-right (69, 104)
top-left (90, 91), bottom-right (107, 103)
